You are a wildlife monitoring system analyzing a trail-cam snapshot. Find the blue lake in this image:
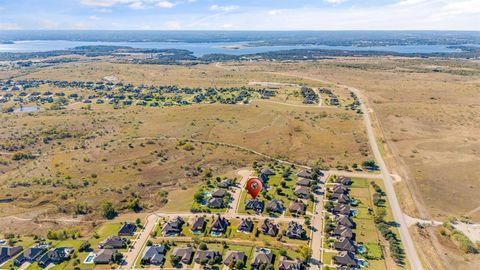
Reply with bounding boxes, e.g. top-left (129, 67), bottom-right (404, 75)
top-left (0, 40), bottom-right (468, 56)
